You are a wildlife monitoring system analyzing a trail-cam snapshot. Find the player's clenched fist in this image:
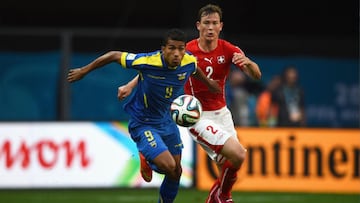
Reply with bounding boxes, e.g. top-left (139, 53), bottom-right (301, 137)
top-left (117, 85), bottom-right (132, 100)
